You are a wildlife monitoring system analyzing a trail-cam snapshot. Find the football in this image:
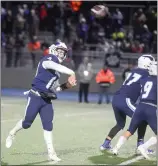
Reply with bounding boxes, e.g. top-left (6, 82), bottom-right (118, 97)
top-left (91, 5), bottom-right (108, 18)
